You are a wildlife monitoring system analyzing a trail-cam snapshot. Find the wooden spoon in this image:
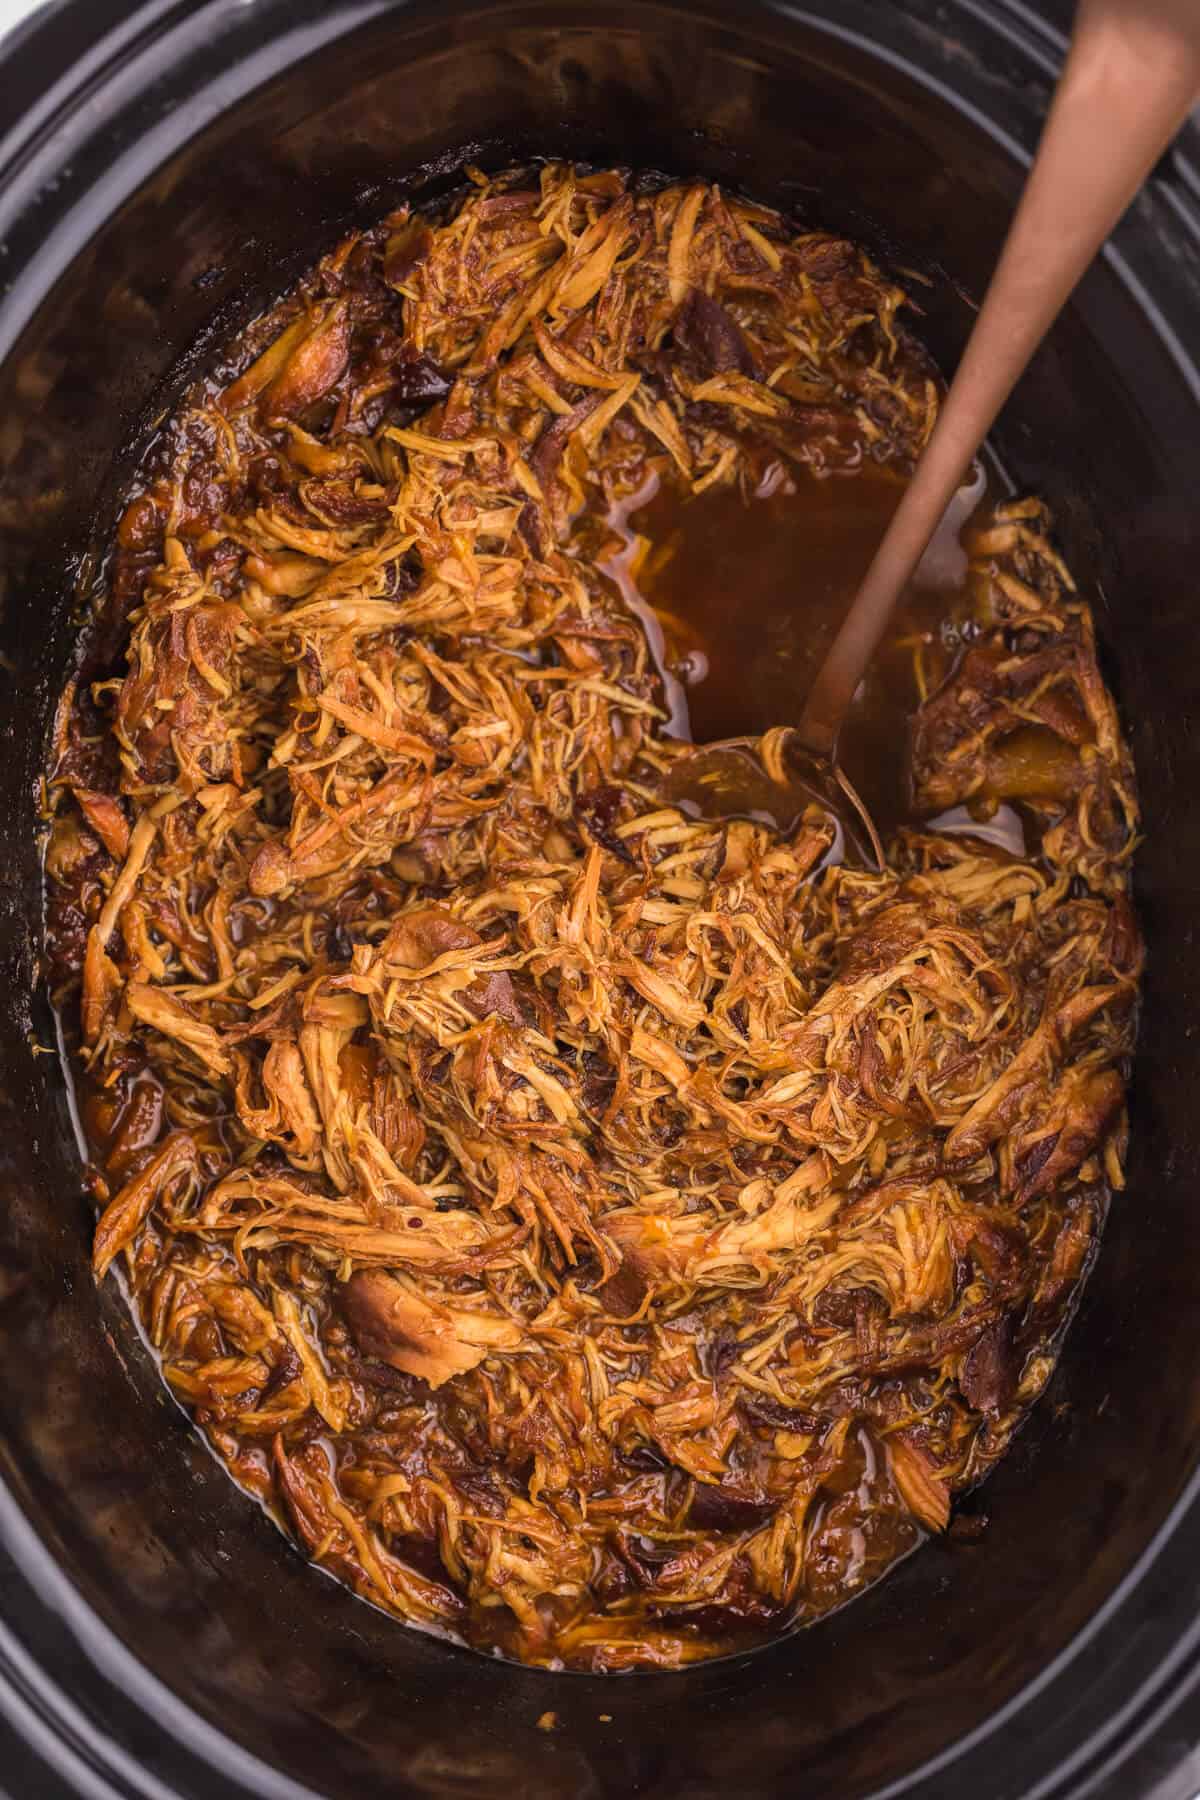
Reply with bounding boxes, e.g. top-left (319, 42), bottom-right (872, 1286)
top-left (666, 0), bottom-right (1200, 858)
